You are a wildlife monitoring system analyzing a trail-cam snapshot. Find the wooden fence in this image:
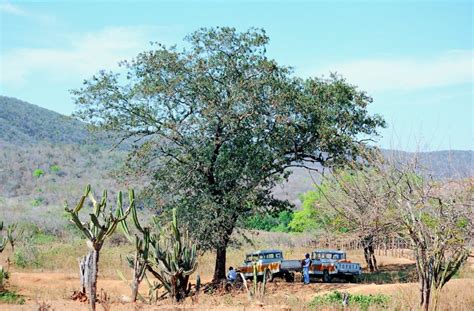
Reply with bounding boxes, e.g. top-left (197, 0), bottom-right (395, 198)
top-left (301, 235), bottom-right (414, 260)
